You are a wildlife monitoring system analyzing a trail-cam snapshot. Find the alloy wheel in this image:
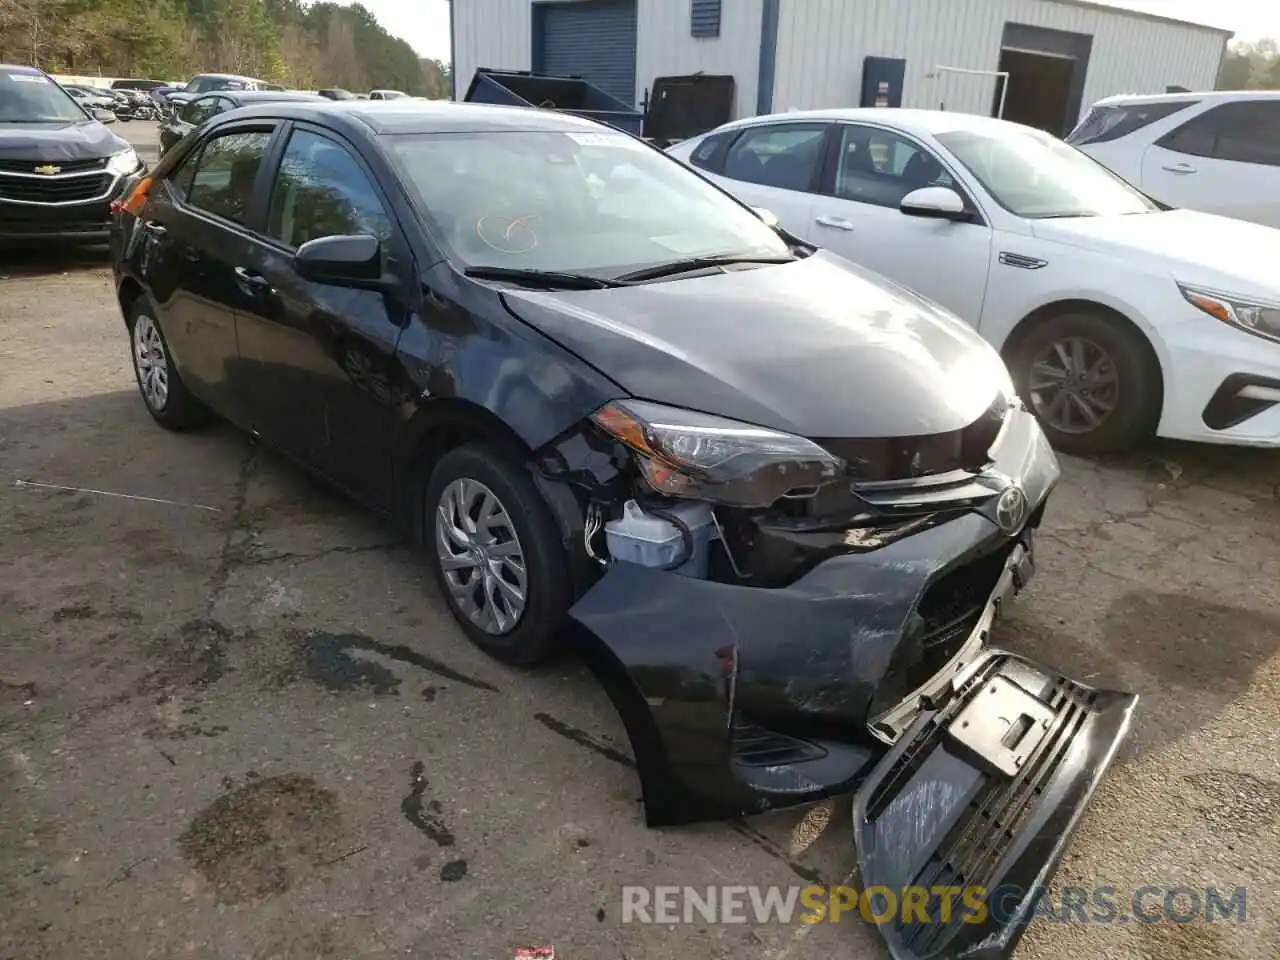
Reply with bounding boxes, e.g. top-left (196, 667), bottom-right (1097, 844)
top-left (133, 313), bottom-right (170, 412)
top-left (1027, 336), bottom-right (1118, 435)
top-left (434, 477), bottom-right (528, 635)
